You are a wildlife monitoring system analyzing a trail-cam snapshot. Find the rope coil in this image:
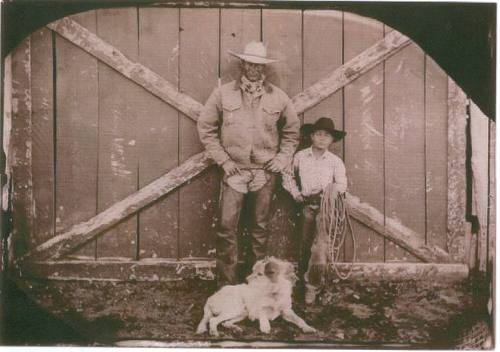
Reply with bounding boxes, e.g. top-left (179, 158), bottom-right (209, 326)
top-left (319, 183), bottom-right (356, 280)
